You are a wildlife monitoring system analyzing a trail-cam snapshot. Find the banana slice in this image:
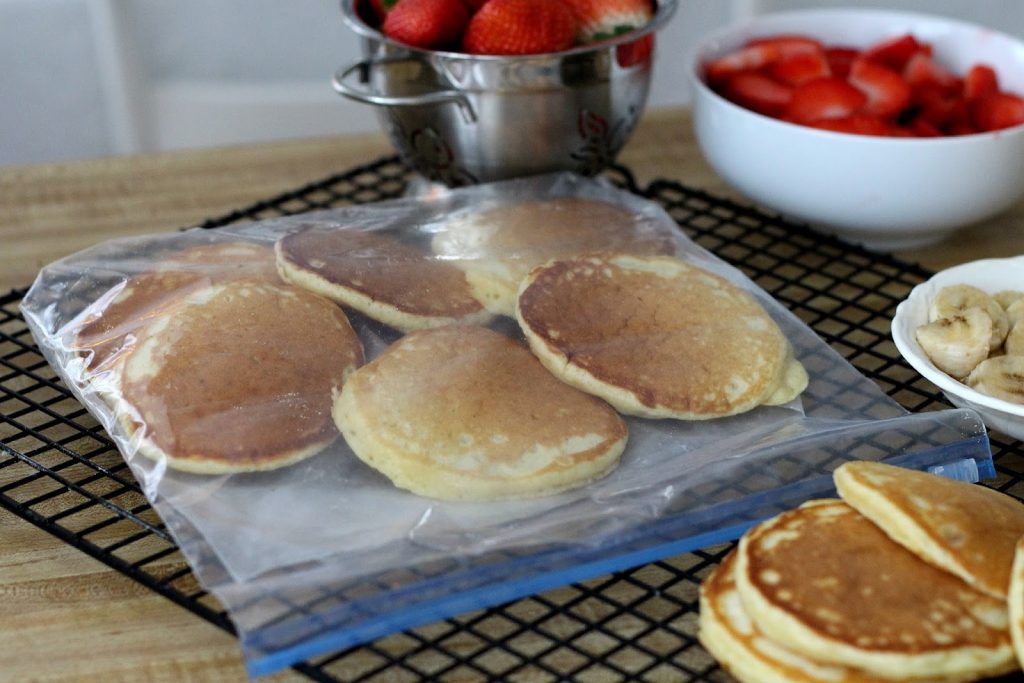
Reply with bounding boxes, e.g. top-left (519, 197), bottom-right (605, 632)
top-left (930, 284), bottom-right (1009, 351)
top-left (1007, 299), bottom-right (1024, 329)
top-left (994, 290), bottom-right (1024, 311)
top-left (1007, 320), bottom-right (1024, 357)
top-left (916, 306), bottom-right (993, 379)
top-left (966, 355), bottom-right (1024, 405)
